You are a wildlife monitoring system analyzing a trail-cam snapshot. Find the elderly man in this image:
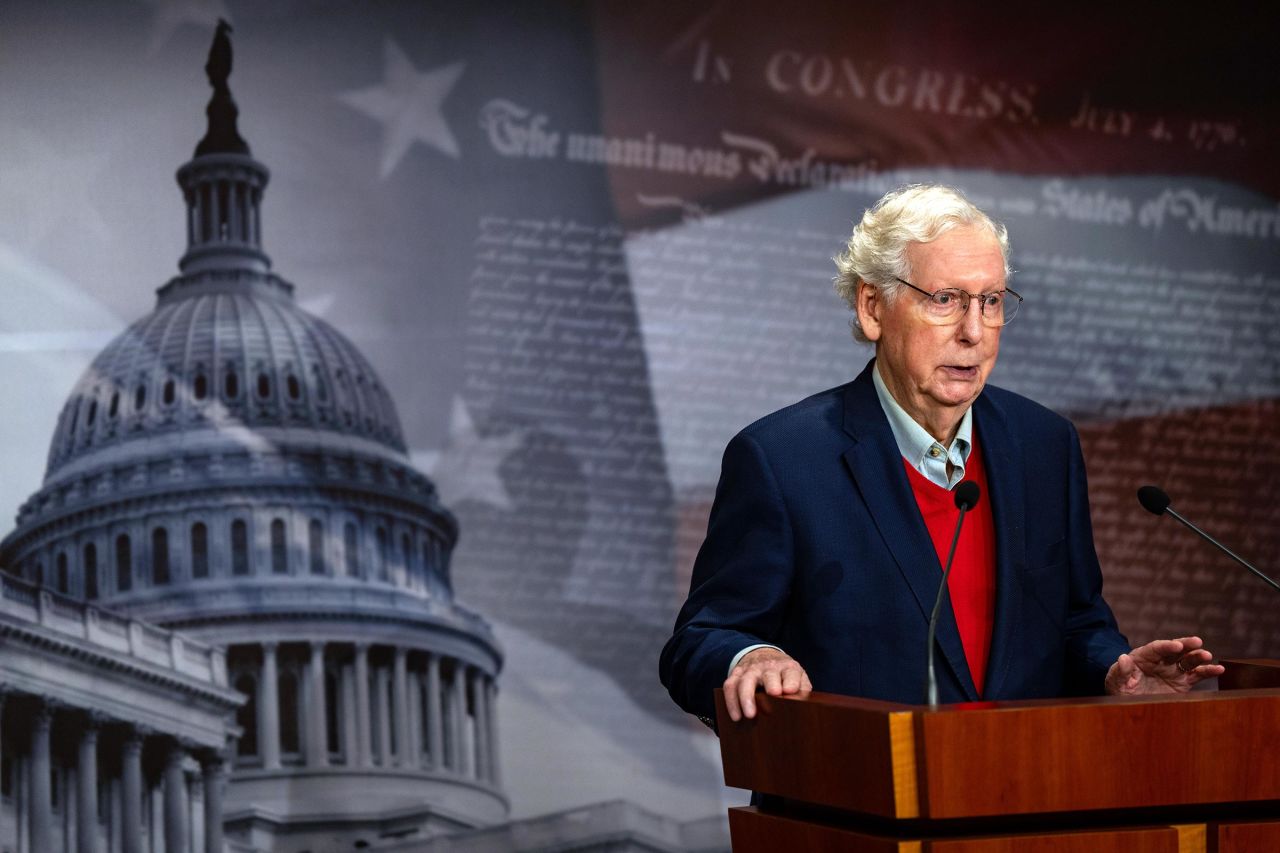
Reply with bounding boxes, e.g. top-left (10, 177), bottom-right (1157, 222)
top-left (659, 184), bottom-right (1222, 725)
